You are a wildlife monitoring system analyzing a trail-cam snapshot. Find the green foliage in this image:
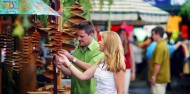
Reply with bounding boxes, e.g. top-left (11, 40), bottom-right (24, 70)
top-left (23, 15), bottom-right (30, 28)
top-left (38, 15), bottom-right (49, 27)
top-left (61, 0), bottom-right (113, 22)
top-left (59, 0), bottom-right (65, 3)
top-left (79, 0), bottom-right (92, 20)
top-left (108, 0), bottom-right (113, 31)
top-left (99, 0), bottom-right (104, 12)
top-left (37, 0), bottom-right (50, 27)
top-left (43, 0), bottom-right (50, 3)
top-left (179, 0), bottom-right (190, 19)
top-left (61, 0), bottom-right (92, 21)
top-left (13, 18), bottom-right (24, 38)
top-left (108, 0), bottom-right (113, 5)
top-left (61, 0), bottom-right (76, 22)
